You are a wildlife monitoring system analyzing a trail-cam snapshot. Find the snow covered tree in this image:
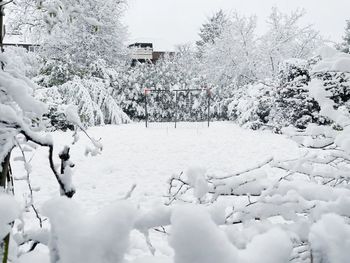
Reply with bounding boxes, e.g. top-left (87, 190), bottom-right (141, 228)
top-left (8, 0), bottom-right (129, 68)
top-left (0, 2), bottom-right (73, 260)
top-left (259, 8), bottom-right (321, 77)
top-left (200, 8), bottom-right (320, 90)
top-left (196, 9), bottom-right (229, 55)
top-left (337, 20), bottom-right (350, 53)
top-left (6, 0), bottom-right (44, 42)
top-left (39, 0), bottom-right (129, 69)
top-left (8, 0), bottom-right (131, 128)
top-left (201, 12), bottom-right (258, 87)
top-left (0, 3), bottom-right (104, 261)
